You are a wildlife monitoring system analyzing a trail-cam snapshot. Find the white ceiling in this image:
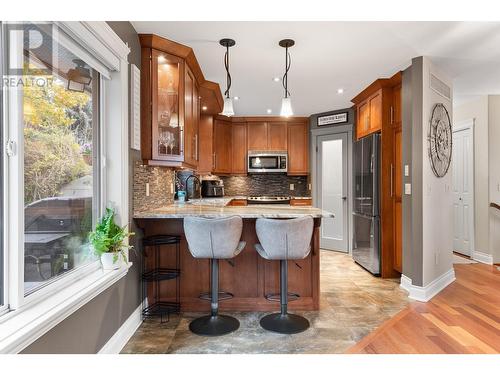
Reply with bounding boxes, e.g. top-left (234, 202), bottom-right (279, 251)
top-left (132, 21), bottom-right (500, 115)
